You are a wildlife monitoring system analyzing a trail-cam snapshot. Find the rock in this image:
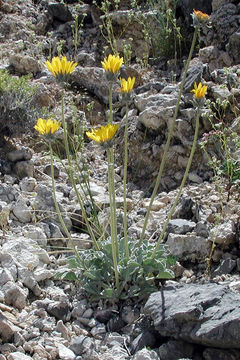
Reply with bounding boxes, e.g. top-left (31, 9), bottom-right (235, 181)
top-left (7, 353), bottom-right (32, 360)
top-left (12, 197), bottom-right (32, 223)
top-left (90, 323), bottom-right (106, 336)
top-left (0, 311), bottom-right (22, 343)
top-left (13, 160), bottom-right (34, 179)
top-left (166, 233), bottom-right (209, 261)
top-left (199, 46), bottom-right (232, 72)
top-left (212, 258), bottom-right (236, 277)
top-left (167, 219), bottom-right (196, 235)
top-left (208, 3), bottom-right (239, 50)
top-left (47, 301), bottom-right (70, 321)
top-left (48, 2), bottom-right (73, 22)
top-left (158, 340), bottom-right (194, 360)
top-left (195, 221), bottom-right (209, 238)
top-left (184, 61), bottom-right (203, 93)
top-left (0, 184), bottom-right (17, 203)
top-left (0, 268), bottom-right (14, 286)
top-left (2, 282), bottom-right (28, 310)
top-left (72, 67), bottom-right (119, 105)
top-left (210, 221), bottom-right (236, 246)
top-left (7, 148), bottom-right (32, 162)
top-left (227, 32), bottom-right (240, 64)
top-left (57, 343), bottom-right (76, 360)
top-left (145, 282), bottom-right (240, 349)
top-left (9, 54), bottom-right (42, 75)
top-left (43, 163), bottom-right (60, 178)
top-left (132, 348), bottom-right (159, 360)
top-left (131, 331), bottom-right (158, 354)
top-left (203, 347), bottom-right (240, 360)
top-left (23, 225), bottom-right (47, 247)
top-left (19, 177), bottom-right (36, 192)
top-left (70, 335), bottom-right (95, 356)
